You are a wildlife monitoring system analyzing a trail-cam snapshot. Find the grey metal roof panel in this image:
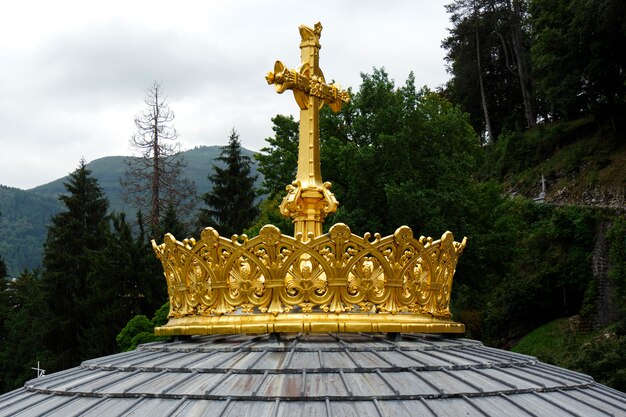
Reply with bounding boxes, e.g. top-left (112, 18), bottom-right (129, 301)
top-left (304, 371), bottom-right (350, 397)
top-left (3, 333), bottom-right (626, 416)
top-left (286, 351), bottom-right (321, 369)
top-left (341, 371), bottom-right (397, 397)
